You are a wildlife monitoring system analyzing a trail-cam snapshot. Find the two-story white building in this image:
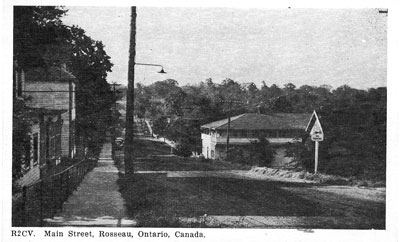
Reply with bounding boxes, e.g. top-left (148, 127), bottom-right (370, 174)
top-left (201, 113), bottom-right (310, 166)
